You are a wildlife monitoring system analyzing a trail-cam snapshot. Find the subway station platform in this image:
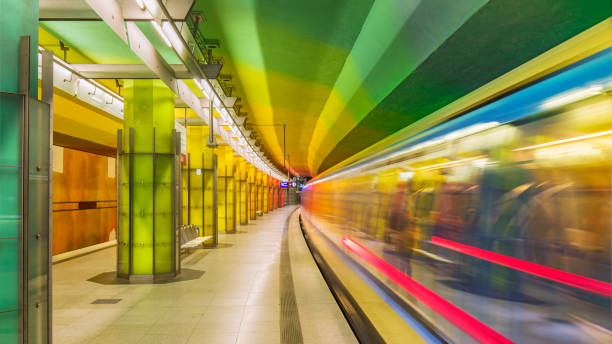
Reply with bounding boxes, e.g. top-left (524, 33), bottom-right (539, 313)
top-left (52, 207), bottom-right (356, 344)
top-left (3, 1), bottom-right (611, 343)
